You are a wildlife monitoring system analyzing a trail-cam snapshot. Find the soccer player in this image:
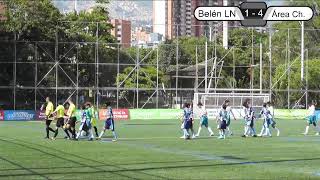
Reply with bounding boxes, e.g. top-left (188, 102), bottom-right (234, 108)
top-left (66, 99), bottom-right (77, 139)
top-left (224, 100), bottom-right (237, 136)
top-left (189, 103), bottom-right (196, 139)
top-left (258, 103), bottom-right (272, 137)
top-left (98, 102), bottom-right (117, 141)
top-left (181, 103), bottom-right (193, 140)
top-left (89, 103), bottom-right (99, 138)
top-left (51, 101), bottom-right (70, 140)
top-left (195, 102), bottom-right (214, 137)
top-left (267, 102), bottom-right (280, 136)
top-left (303, 102), bottom-right (320, 135)
top-left (42, 97), bottom-right (55, 139)
top-left (76, 103), bottom-right (94, 141)
top-left (217, 104), bottom-right (228, 139)
top-left (241, 99), bottom-right (257, 138)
